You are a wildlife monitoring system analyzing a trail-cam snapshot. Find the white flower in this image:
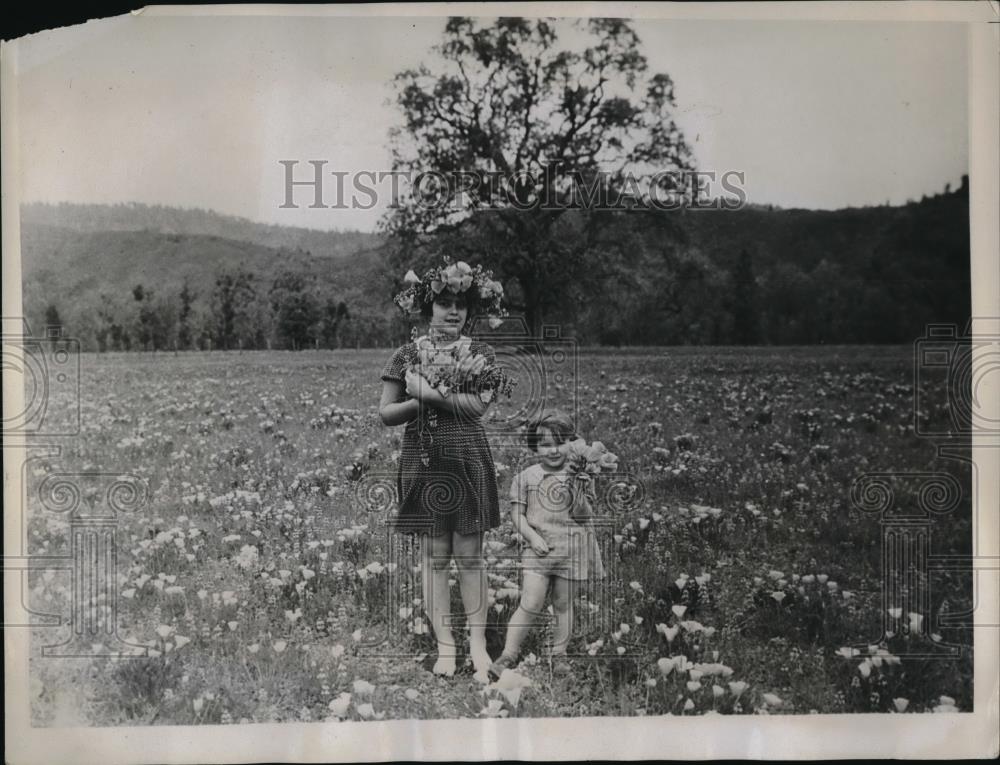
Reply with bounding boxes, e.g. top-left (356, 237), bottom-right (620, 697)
top-left (908, 612), bottom-right (924, 634)
top-left (671, 605), bottom-right (687, 618)
top-left (173, 635), bottom-right (191, 649)
top-left (155, 624), bottom-right (174, 639)
top-left (404, 688), bottom-right (419, 701)
top-left (770, 591), bottom-right (786, 604)
top-left (193, 698), bottom-right (204, 713)
top-left (728, 681), bottom-right (748, 697)
top-left (331, 644), bottom-right (346, 658)
top-left (888, 607), bottom-right (903, 619)
top-left (893, 697), bottom-right (909, 712)
top-left (272, 640), bottom-right (287, 653)
top-left (328, 693), bottom-right (351, 717)
top-left (352, 679), bottom-right (375, 696)
top-left (686, 680), bottom-right (702, 692)
top-left (479, 699), bottom-right (507, 717)
top-left (683, 698), bottom-right (695, 711)
top-left (762, 692), bottom-right (783, 707)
